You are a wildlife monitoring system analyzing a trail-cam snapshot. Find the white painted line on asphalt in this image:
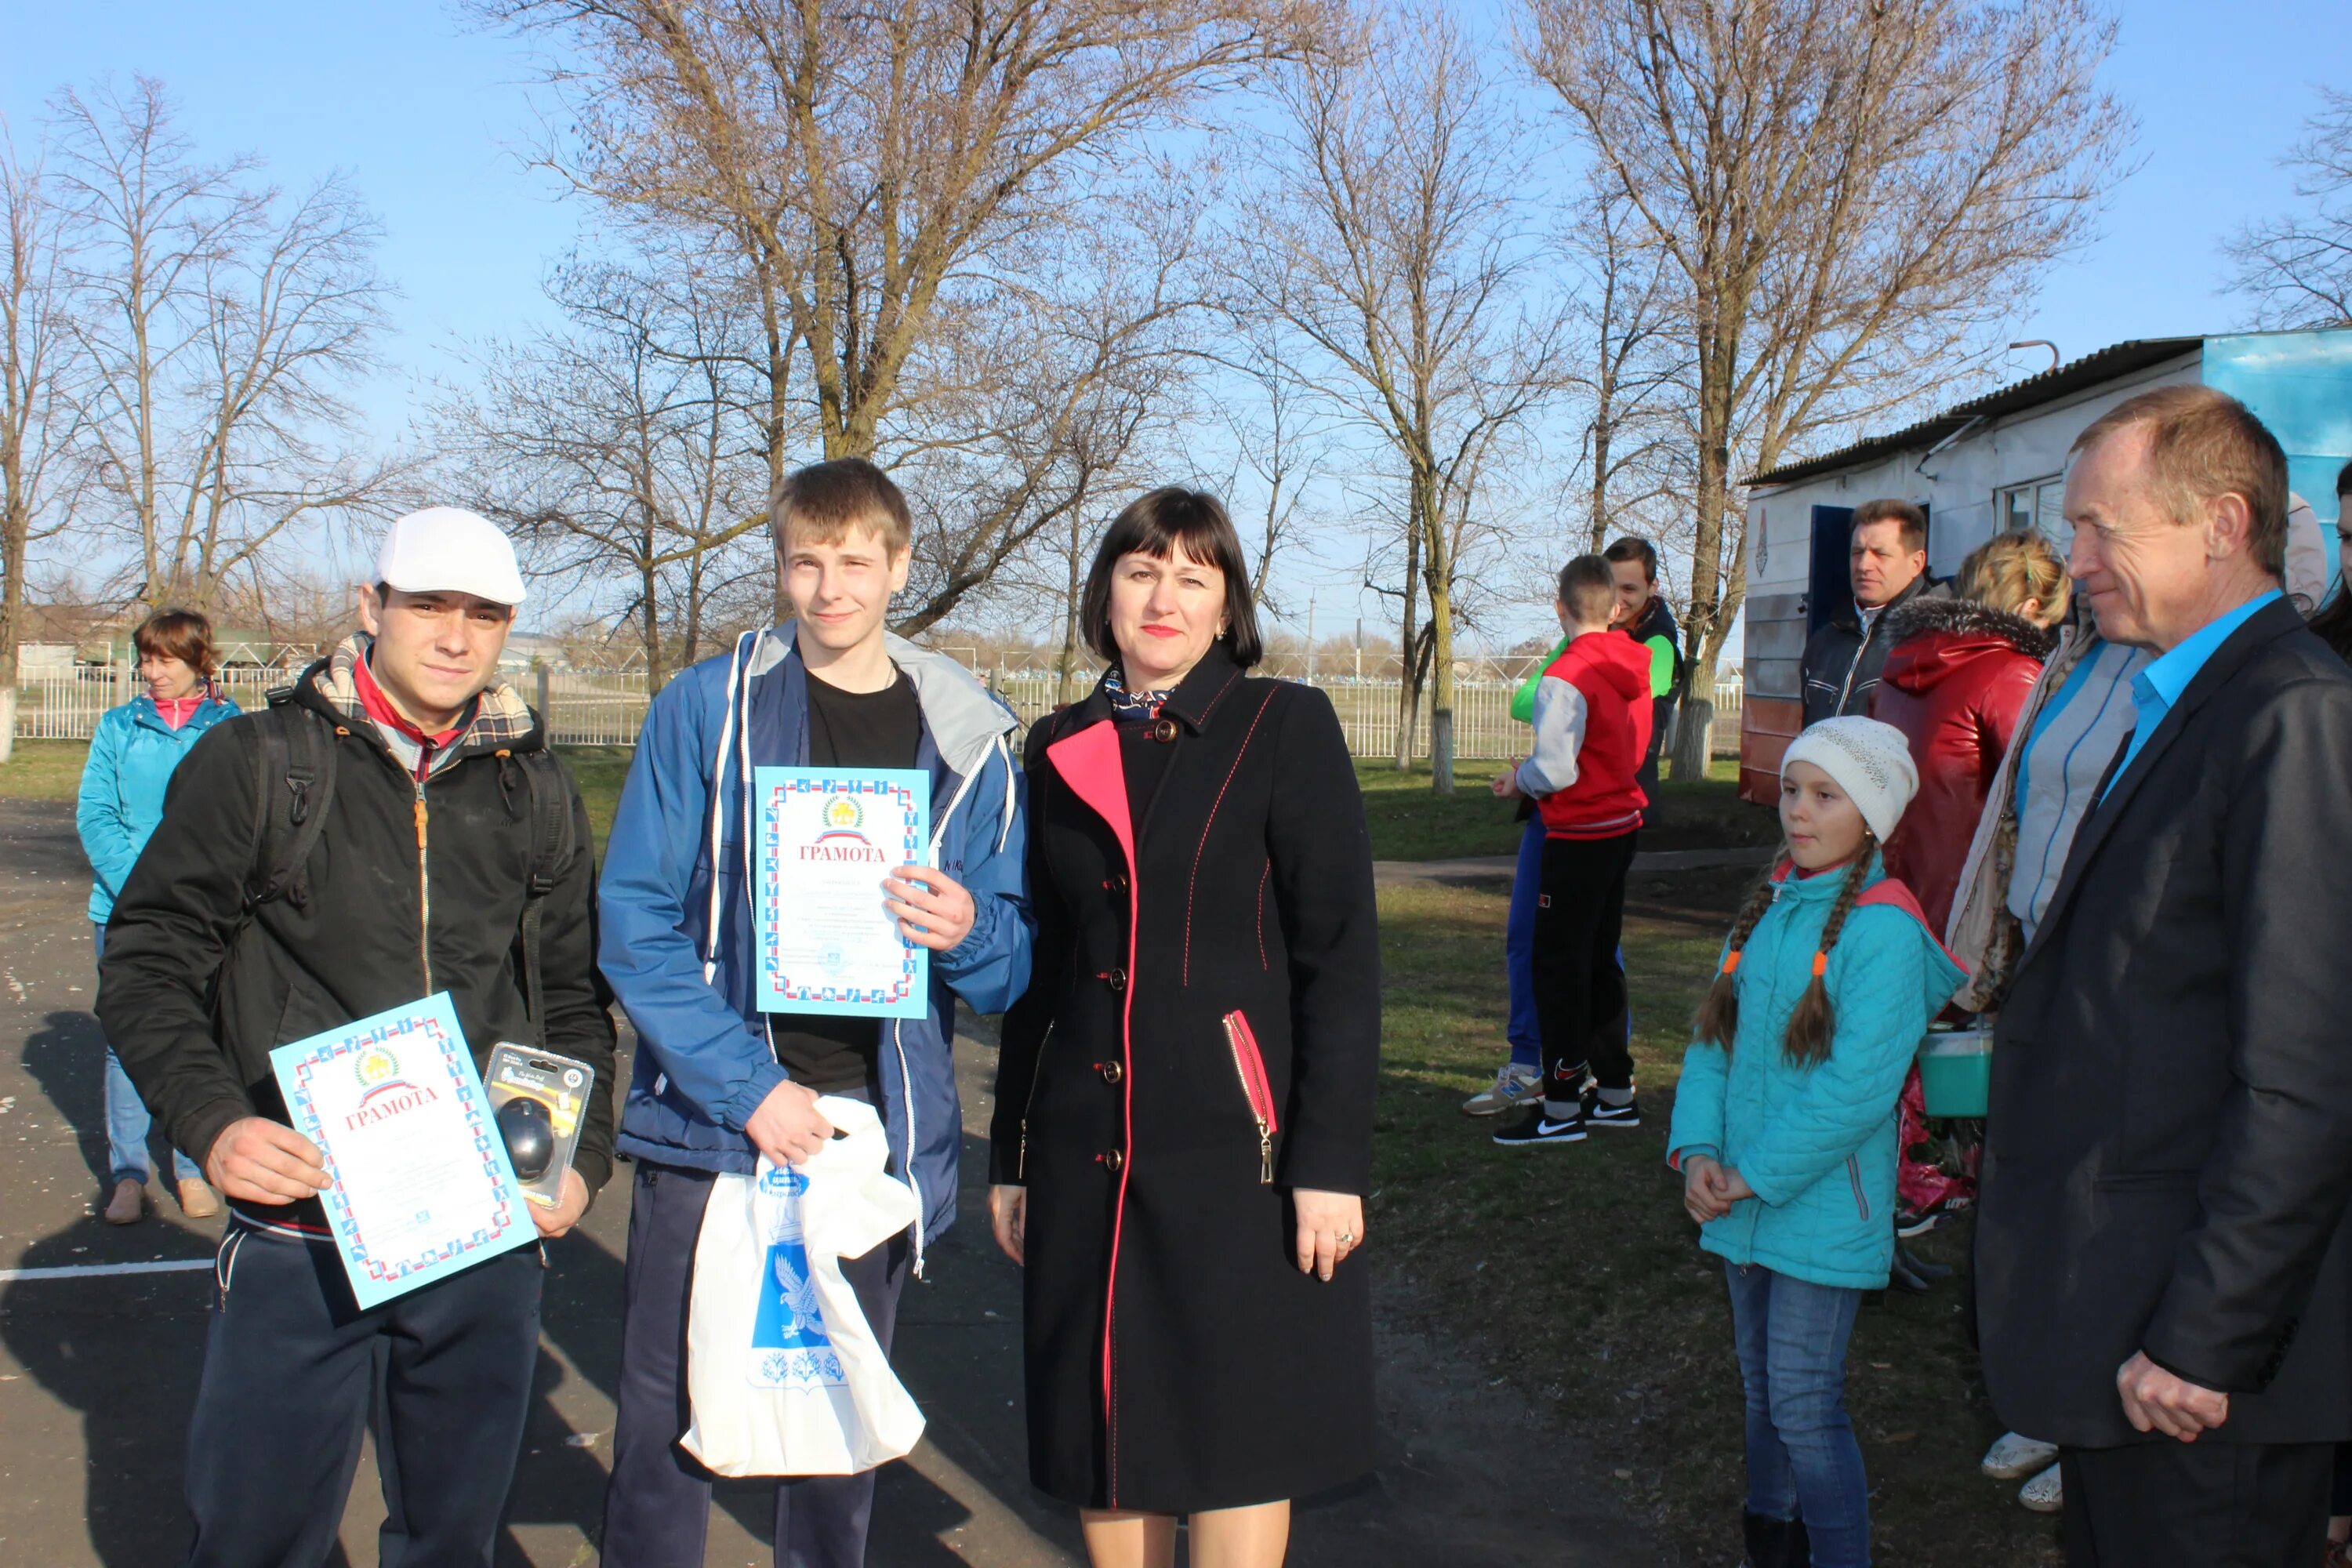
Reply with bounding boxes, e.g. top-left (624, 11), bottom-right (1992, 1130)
top-left (0, 1258), bottom-right (212, 1282)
